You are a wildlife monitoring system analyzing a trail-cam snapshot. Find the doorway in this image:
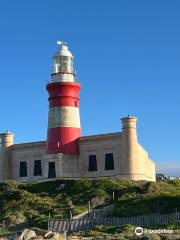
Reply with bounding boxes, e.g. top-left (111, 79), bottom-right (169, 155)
top-left (48, 162), bottom-right (56, 178)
